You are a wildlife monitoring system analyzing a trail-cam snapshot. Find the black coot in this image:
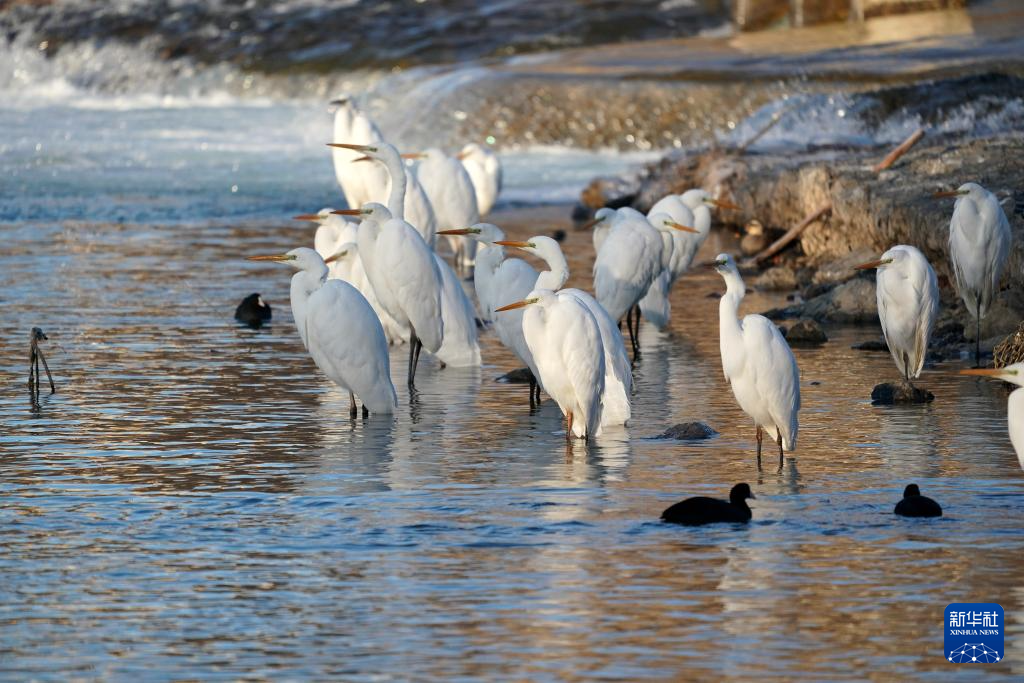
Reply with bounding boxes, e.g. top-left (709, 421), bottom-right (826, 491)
top-left (661, 483), bottom-right (754, 526)
top-left (235, 293), bottom-right (272, 329)
top-left (894, 484), bottom-right (942, 518)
